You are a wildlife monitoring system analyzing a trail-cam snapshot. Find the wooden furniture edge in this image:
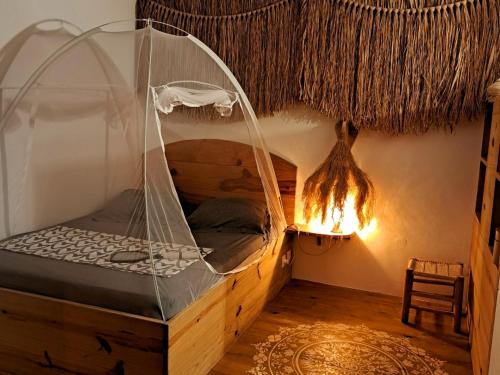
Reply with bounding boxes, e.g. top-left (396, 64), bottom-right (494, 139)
top-left (164, 140), bottom-right (298, 374)
top-left (0, 231), bottom-right (293, 375)
top-left (469, 214), bottom-right (500, 375)
top-left (0, 286), bottom-right (168, 374)
top-left (167, 232), bottom-right (293, 375)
